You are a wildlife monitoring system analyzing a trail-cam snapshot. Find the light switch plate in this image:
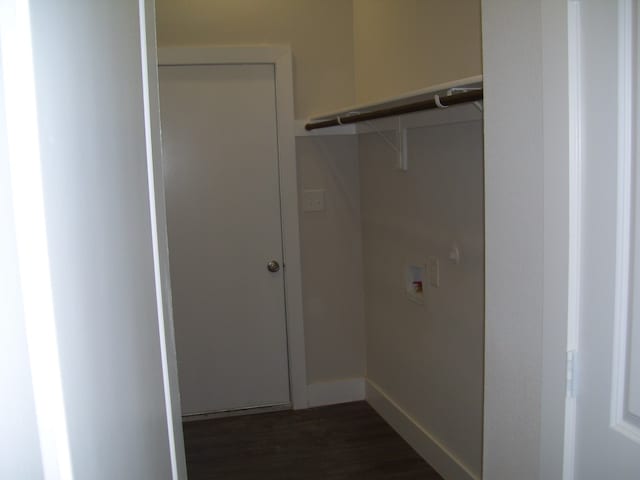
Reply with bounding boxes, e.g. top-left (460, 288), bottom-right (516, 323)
top-left (303, 189), bottom-right (325, 212)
